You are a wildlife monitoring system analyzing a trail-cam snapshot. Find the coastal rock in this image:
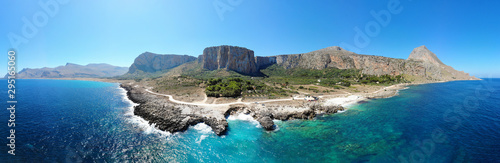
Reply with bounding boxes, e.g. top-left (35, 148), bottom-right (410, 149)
top-left (127, 52), bottom-right (196, 74)
top-left (256, 111), bottom-right (275, 130)
top-left (120, 83), bottom-right (228, 135)
top-left (121, 82), bottom-right (346, 134)
top-left (202, 45), bottom-right (258, 75)
top-left (257, 116), bottom-right (275, 130)
top-left (310, 103), bottom-right (345, 114)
